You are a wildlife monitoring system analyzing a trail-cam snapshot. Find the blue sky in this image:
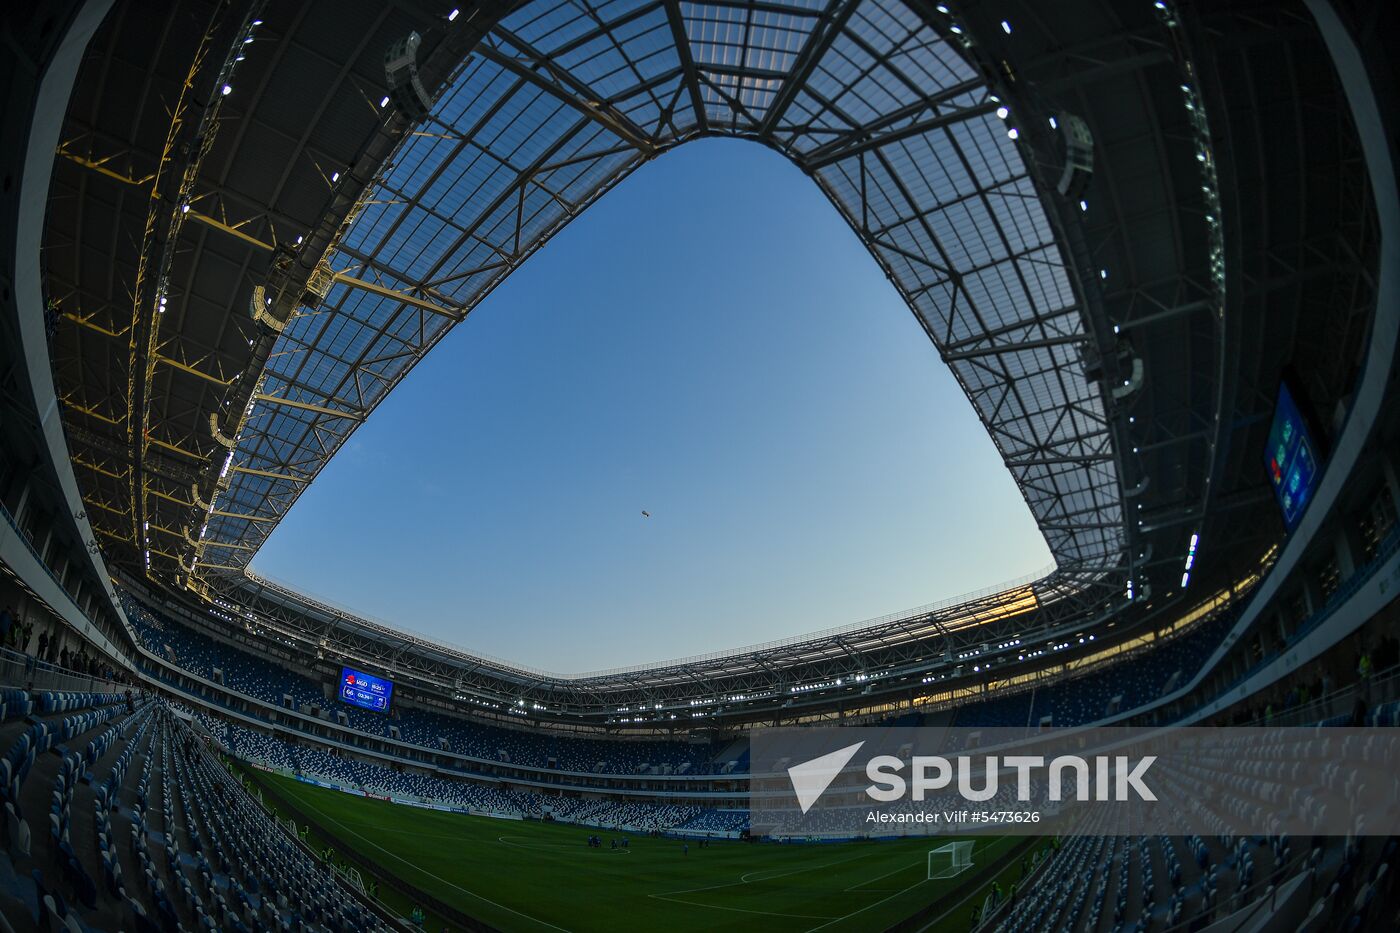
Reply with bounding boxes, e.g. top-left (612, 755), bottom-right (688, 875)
top-left (252, 139), bottom-right (1052, 673)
